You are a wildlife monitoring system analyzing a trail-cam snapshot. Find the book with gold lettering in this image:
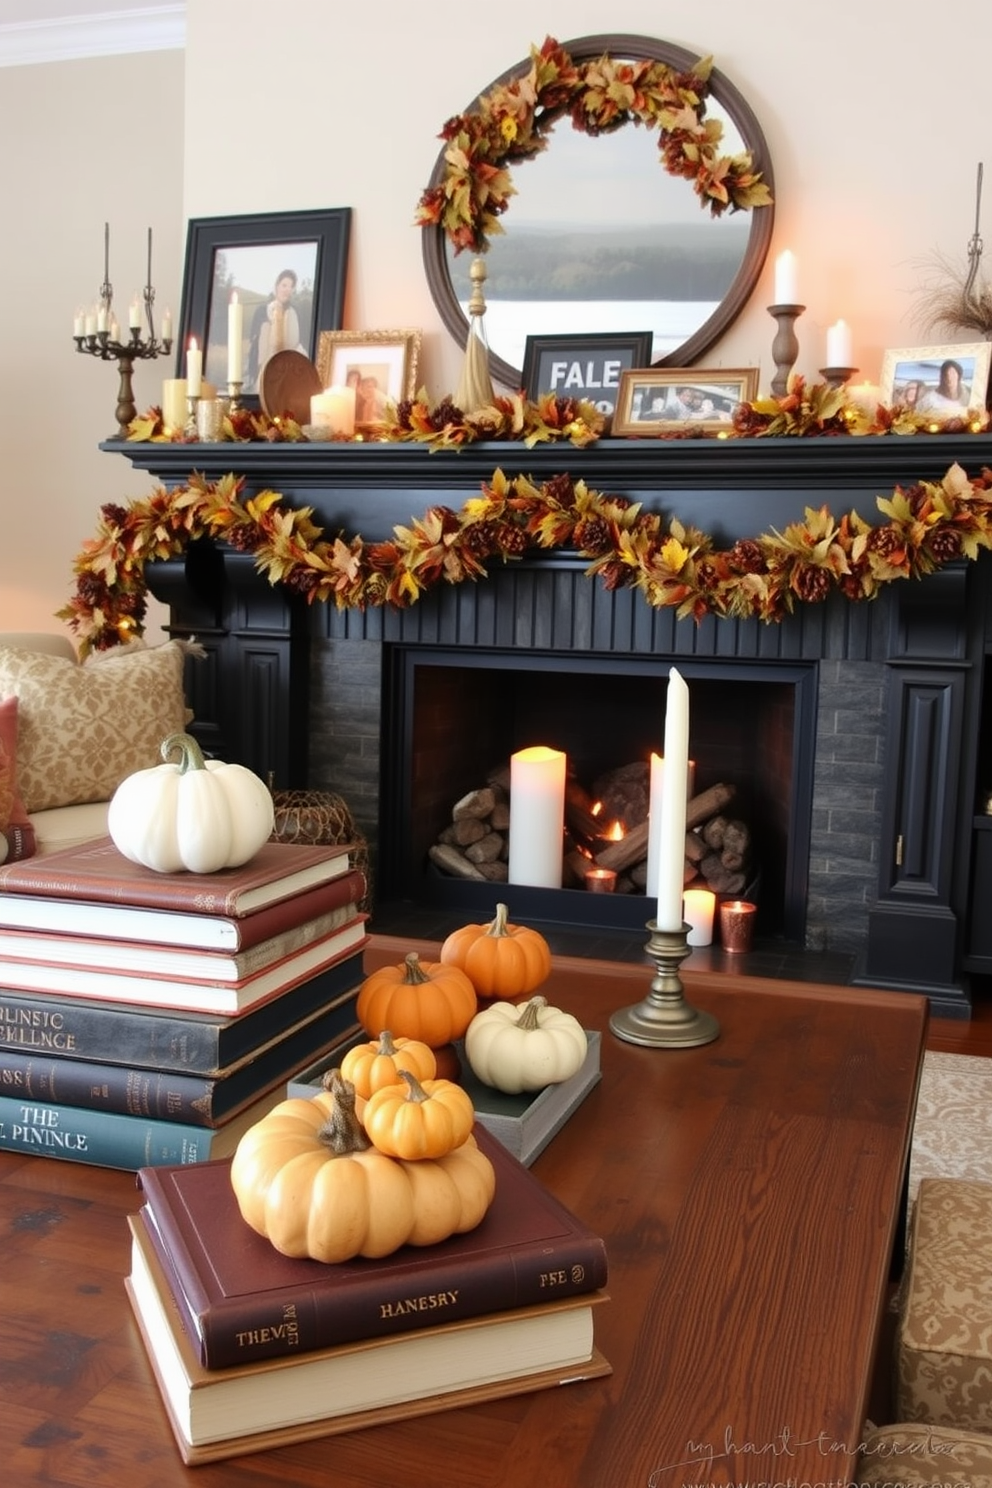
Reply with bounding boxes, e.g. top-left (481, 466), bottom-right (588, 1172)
top-left (126, 1212), bottom-right (611, 1465)
top-left (135, 1124), bottom-right (608, 1369)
